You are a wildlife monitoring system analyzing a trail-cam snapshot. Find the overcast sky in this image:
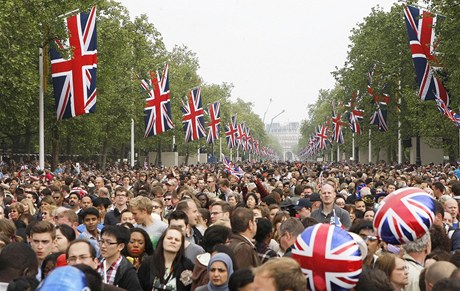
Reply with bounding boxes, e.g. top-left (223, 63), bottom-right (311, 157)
top-left (118, 0), bottom-right (397, 124)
